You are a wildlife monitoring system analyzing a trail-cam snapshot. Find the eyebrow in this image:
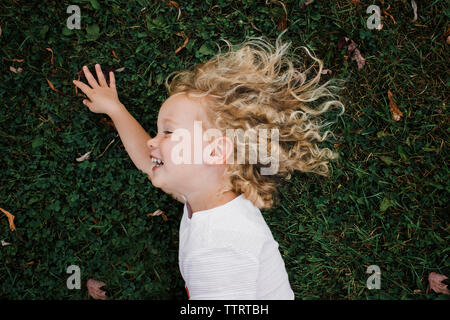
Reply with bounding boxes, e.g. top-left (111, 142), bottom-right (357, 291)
top-left (157, 118), bottom-right (179, 129)
top-left (163, 118), bottom-right (179, 125)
